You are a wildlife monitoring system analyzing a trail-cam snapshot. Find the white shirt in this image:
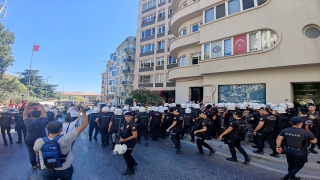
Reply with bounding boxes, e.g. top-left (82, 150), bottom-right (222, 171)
top-left (68, 107), bottom-right (78, 117)
top-left (51, 109), bottom-right (58, 116)
top-left (61, 121), bottom-right (77, 135)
